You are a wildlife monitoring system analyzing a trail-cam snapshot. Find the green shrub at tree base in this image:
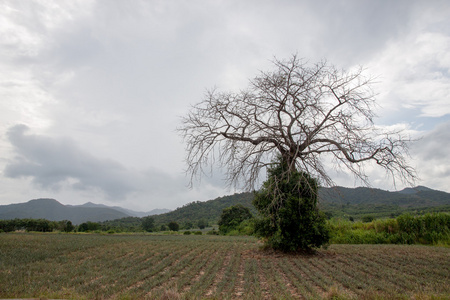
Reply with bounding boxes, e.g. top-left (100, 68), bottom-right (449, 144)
top-left (253, 159), bottom-right (330, 252)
